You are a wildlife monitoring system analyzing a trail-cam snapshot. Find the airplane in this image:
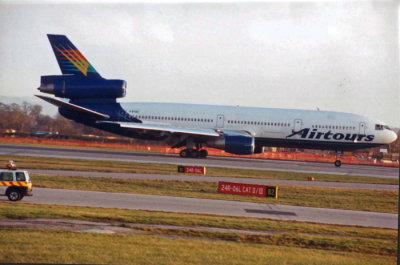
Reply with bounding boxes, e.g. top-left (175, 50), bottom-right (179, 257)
top-left (36, 34), bottom-right (398, 167)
